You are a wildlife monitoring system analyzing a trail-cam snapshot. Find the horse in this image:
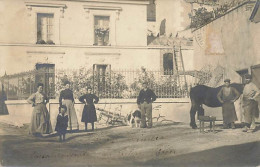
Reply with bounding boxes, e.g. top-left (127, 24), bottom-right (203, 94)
top-left (189, 83), bottom-right (244, 129)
